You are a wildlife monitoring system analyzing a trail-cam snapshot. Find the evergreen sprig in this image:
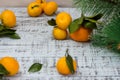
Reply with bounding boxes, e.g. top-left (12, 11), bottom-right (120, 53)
top-left (73, 0), bottom-right (120, 53)
top-left (92, 17), bottom-right (120, 53)
top-left (73, 0), bottom-right (119, 24)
